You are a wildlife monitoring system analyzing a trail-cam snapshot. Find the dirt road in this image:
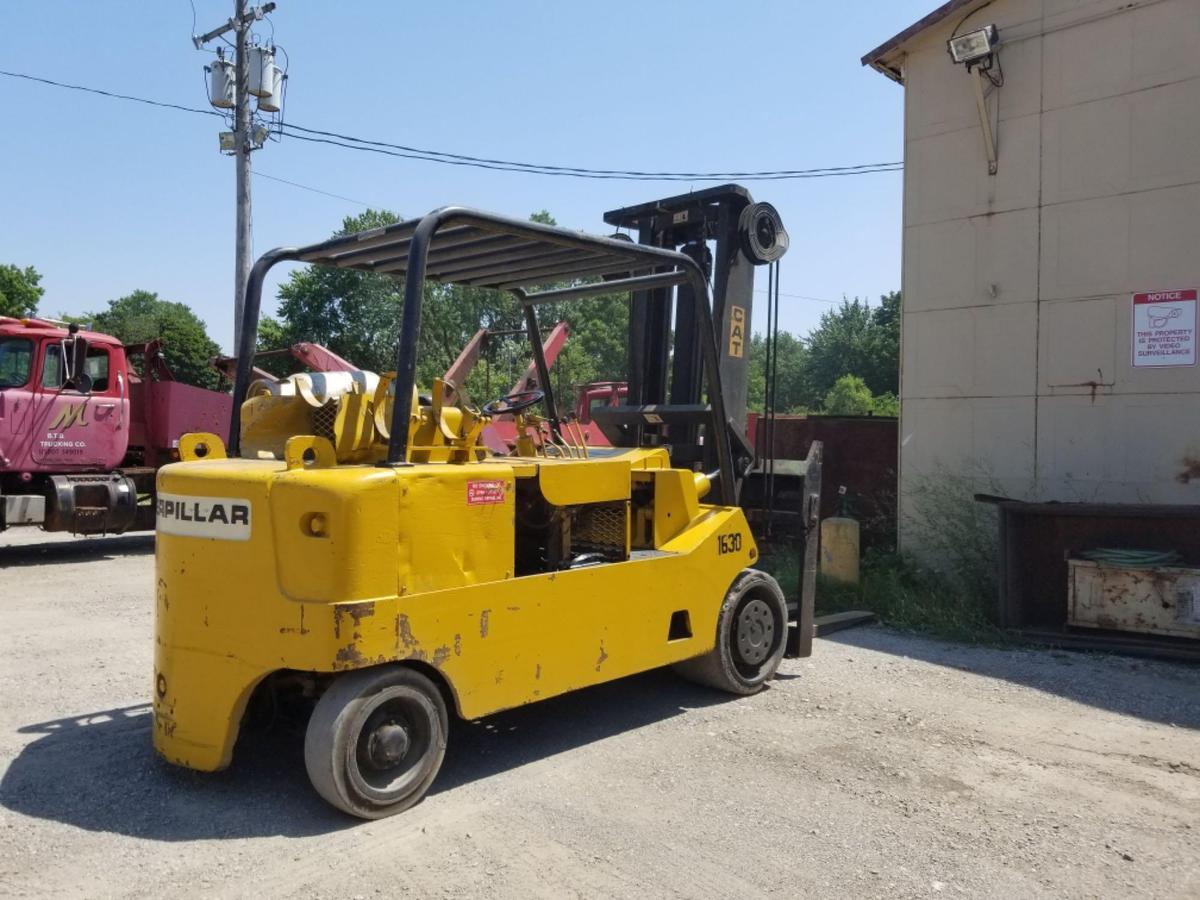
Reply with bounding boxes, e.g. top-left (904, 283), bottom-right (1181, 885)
top-left (0, 531), bottom-right (1197, 898)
